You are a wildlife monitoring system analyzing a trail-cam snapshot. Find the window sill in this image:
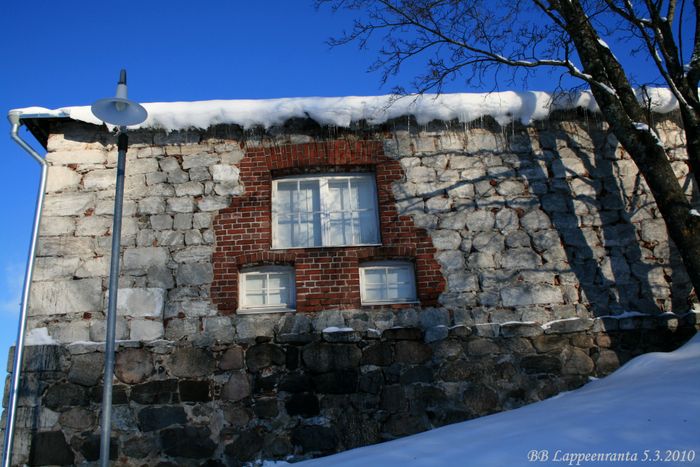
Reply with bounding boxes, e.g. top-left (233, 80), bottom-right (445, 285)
top-left (360, 301), bottom-right (420, 307)
top-left (237, 307), bottom-right (296, 315)
top-left (270, 243), bottom-right (382, 251)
